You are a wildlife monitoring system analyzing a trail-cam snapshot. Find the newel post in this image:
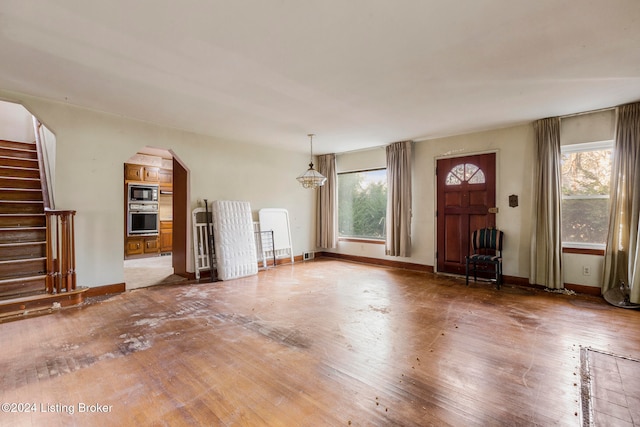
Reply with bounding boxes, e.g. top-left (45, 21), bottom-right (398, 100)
top-left (45, 210), bottom-right (77, 294)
